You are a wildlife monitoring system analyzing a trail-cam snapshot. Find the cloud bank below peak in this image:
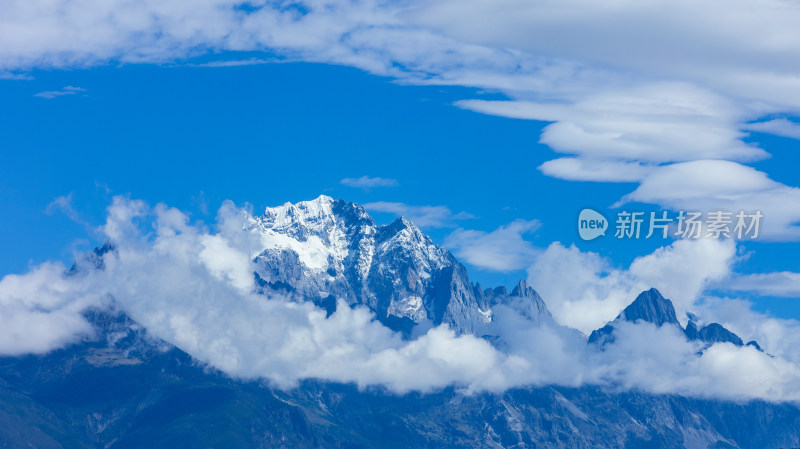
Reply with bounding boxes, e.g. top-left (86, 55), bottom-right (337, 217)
top-left (2, 196), bottom-right (800, 402)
